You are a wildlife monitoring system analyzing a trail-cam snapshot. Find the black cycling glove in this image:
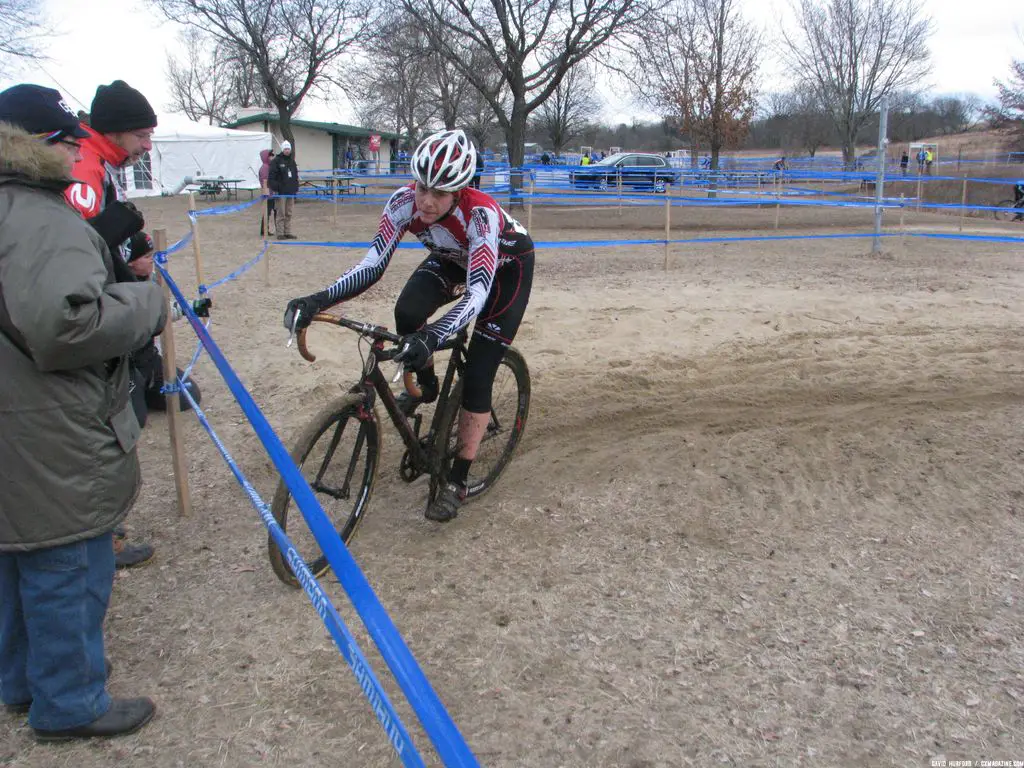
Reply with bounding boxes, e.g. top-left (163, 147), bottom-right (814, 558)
top-left (283, 295), bottom-right (322, 332)
top-left (395, 331), bottom-right (437, 371)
